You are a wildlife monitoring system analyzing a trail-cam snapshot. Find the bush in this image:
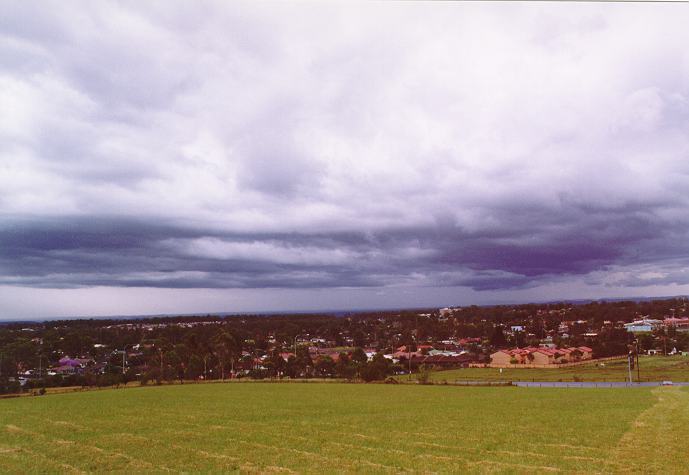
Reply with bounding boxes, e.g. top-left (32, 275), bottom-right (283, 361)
top-left (248, 369), bottom-right (268, 380)
top-left (0, 378), bottom-right (21, 395)
top-left (417, 365), bottom-right (432, 385)
top-left (140, 371), bottom-right (156, 386)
